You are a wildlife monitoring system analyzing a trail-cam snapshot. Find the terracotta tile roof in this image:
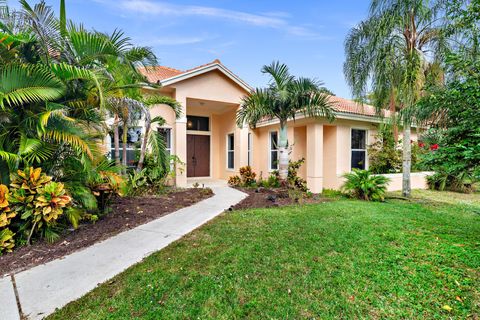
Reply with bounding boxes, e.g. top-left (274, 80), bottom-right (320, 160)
top-left (139, 60), bottom-right (387, 118)
top-left (328, 95), bottom-right (389, 117)
top-left (138, 59), bottom-right (224, 84)
top-left (183, 59), bottom-right (221, 73)
top-left (137, 66), bottom-right (184, 83)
